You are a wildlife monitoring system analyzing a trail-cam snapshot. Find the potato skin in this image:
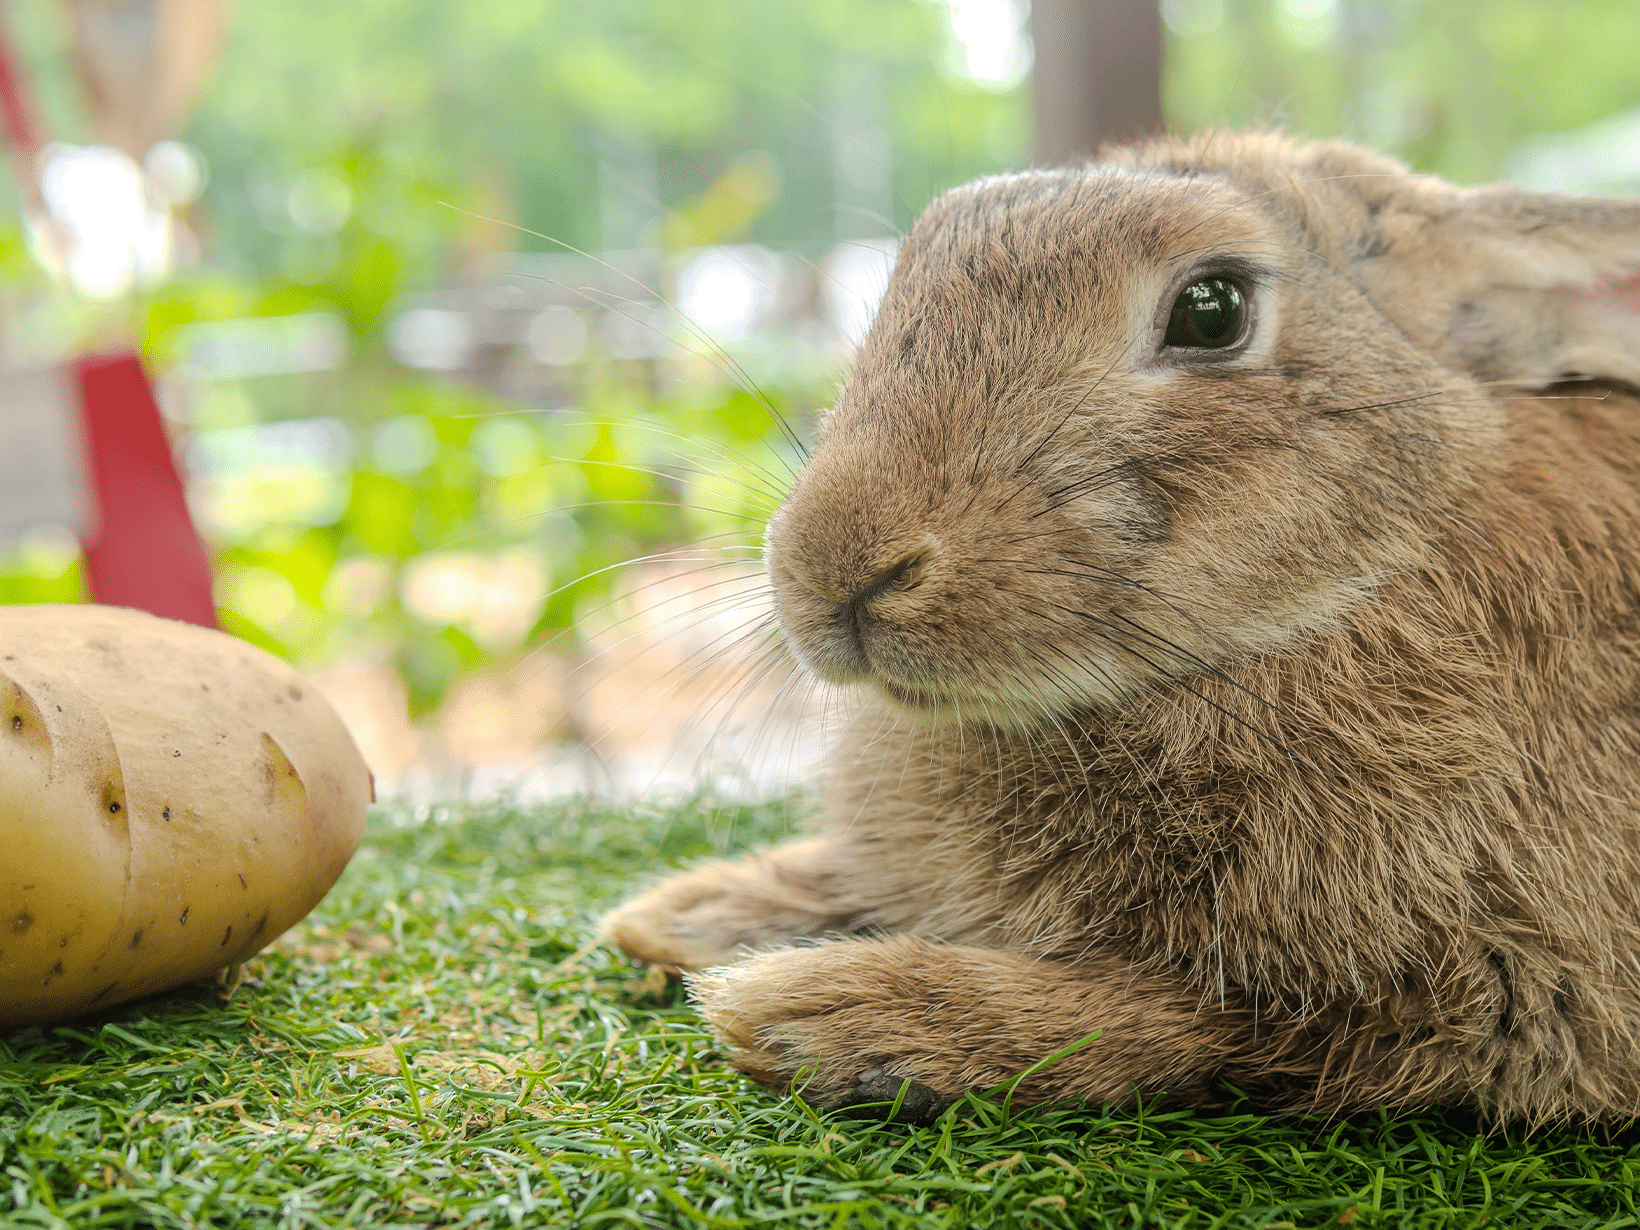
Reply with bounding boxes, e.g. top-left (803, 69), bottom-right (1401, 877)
top-left (0, 605), bottom-right (371, 1028)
